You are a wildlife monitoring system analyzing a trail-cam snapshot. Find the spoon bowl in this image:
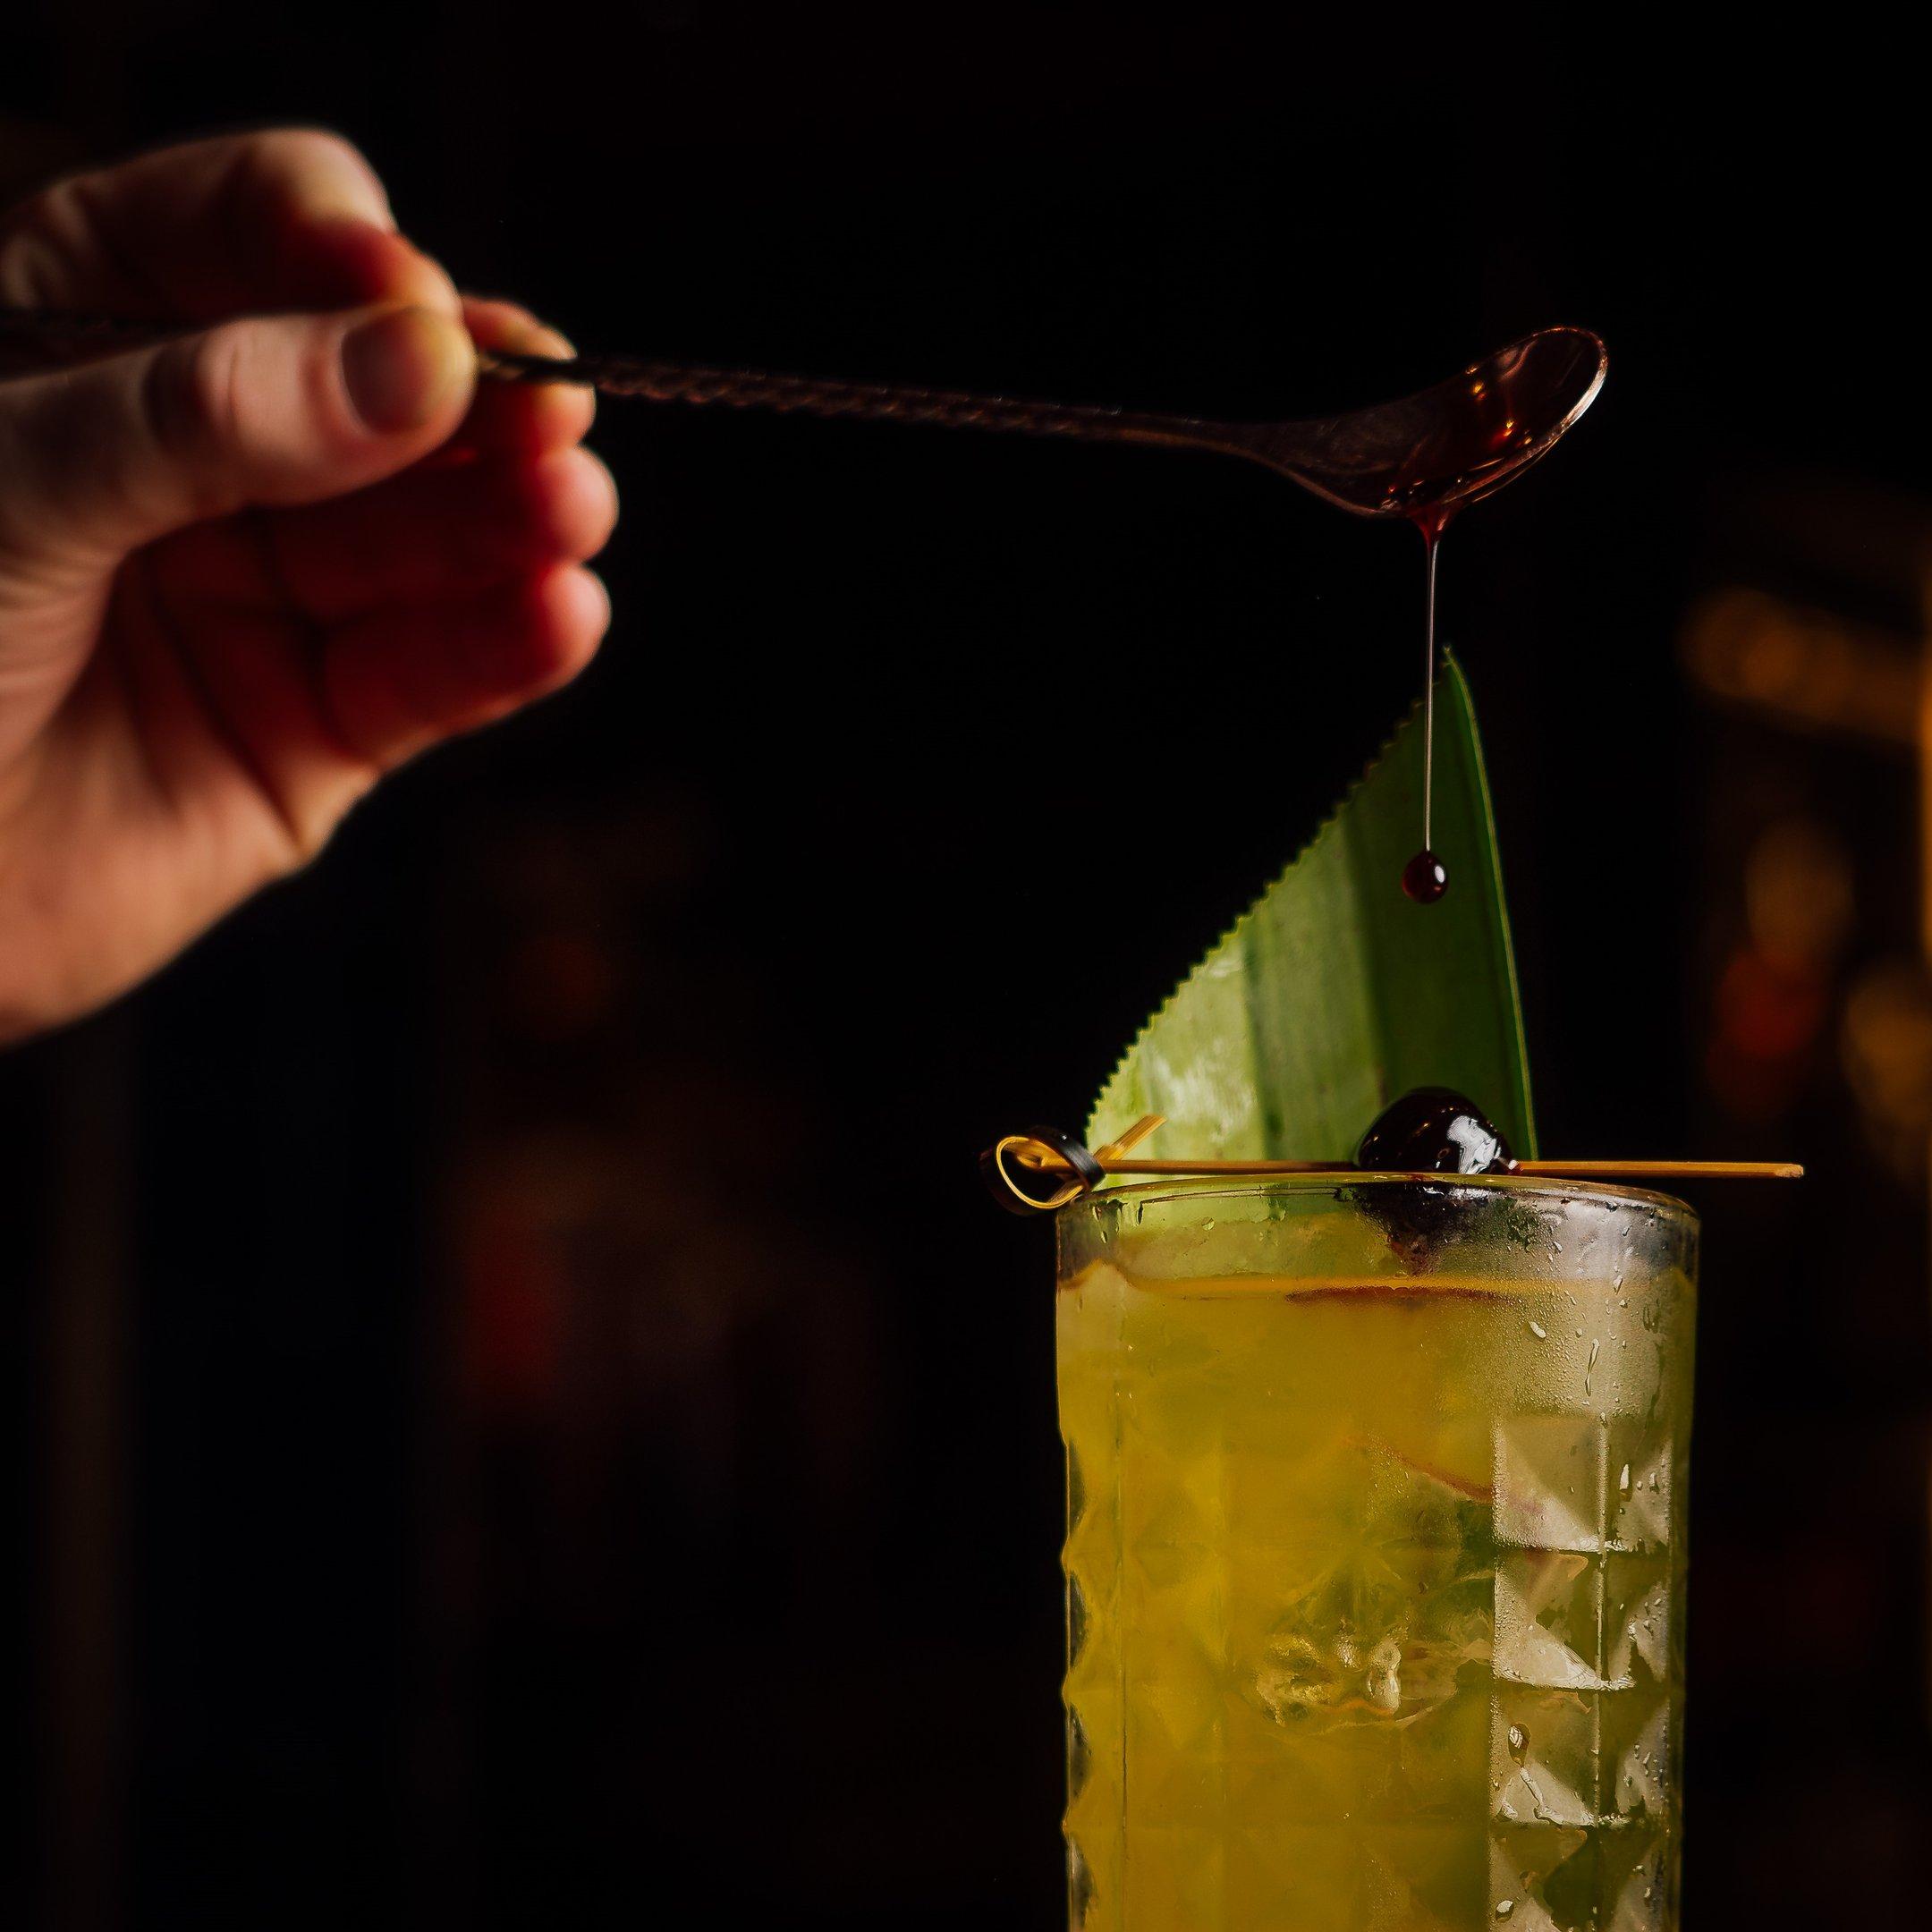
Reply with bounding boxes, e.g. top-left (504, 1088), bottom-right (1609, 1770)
top-left (1245, 326), bottom-right (1607, 522)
